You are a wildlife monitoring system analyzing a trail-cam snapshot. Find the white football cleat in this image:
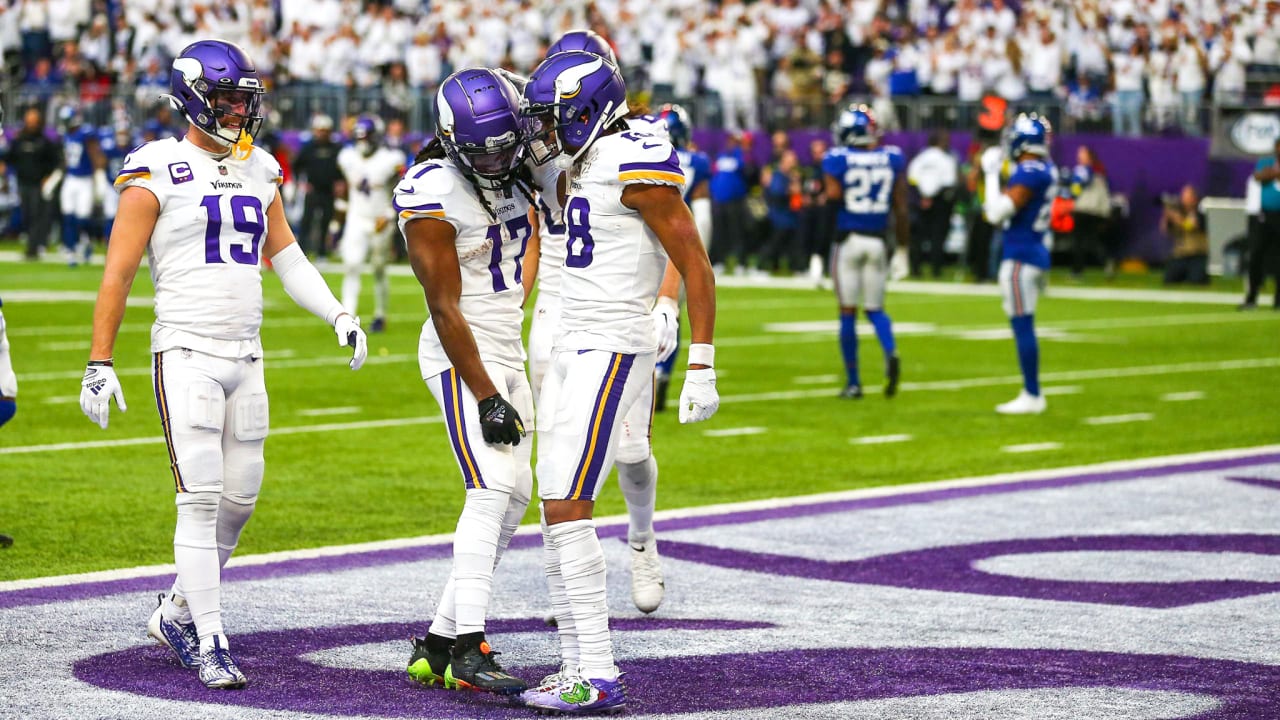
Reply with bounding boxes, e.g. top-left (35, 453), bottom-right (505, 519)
top-left (996, 390), bottom-right (1047, 415)
top-left (630, 540), bottom-right (665, 614)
